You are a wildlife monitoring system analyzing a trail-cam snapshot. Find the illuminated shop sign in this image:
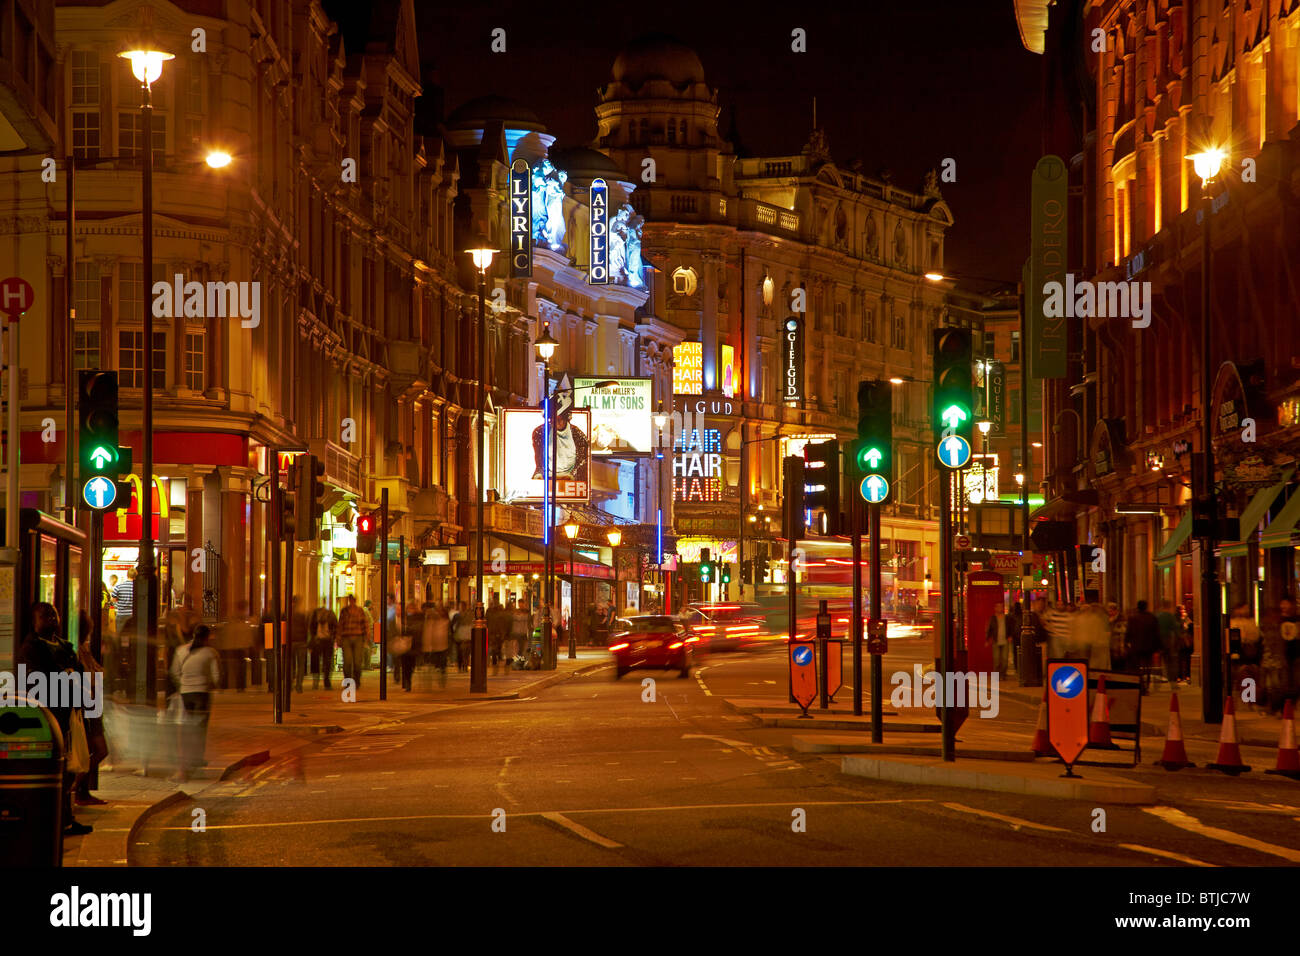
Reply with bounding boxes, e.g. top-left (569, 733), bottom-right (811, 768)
top-left (510, 159), bottom-right (532, 278)
top-left (783, 317), bottom-right (803, 403)
top-left (721, 344), bottom-right (736, 398)
top-left (673, 342), bottom-right (703, 395)
top-left (589, 178), bottom-right (608, 284)
top-left (673, 427), bottom-right (724, 502)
